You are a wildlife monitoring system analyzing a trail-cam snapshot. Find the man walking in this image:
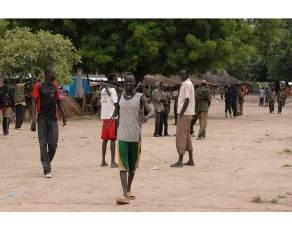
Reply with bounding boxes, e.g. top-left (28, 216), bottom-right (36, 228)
top-left (171, 70), bottom-right (195, 168)
top-left (31, 68), bottom-right (67, 178)
top-left (100, 74), bottom-right (119, 168)
top-left (115, 75), bottom-right (154, 205)
top-left (195, 80), bottom-right (212, 139)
